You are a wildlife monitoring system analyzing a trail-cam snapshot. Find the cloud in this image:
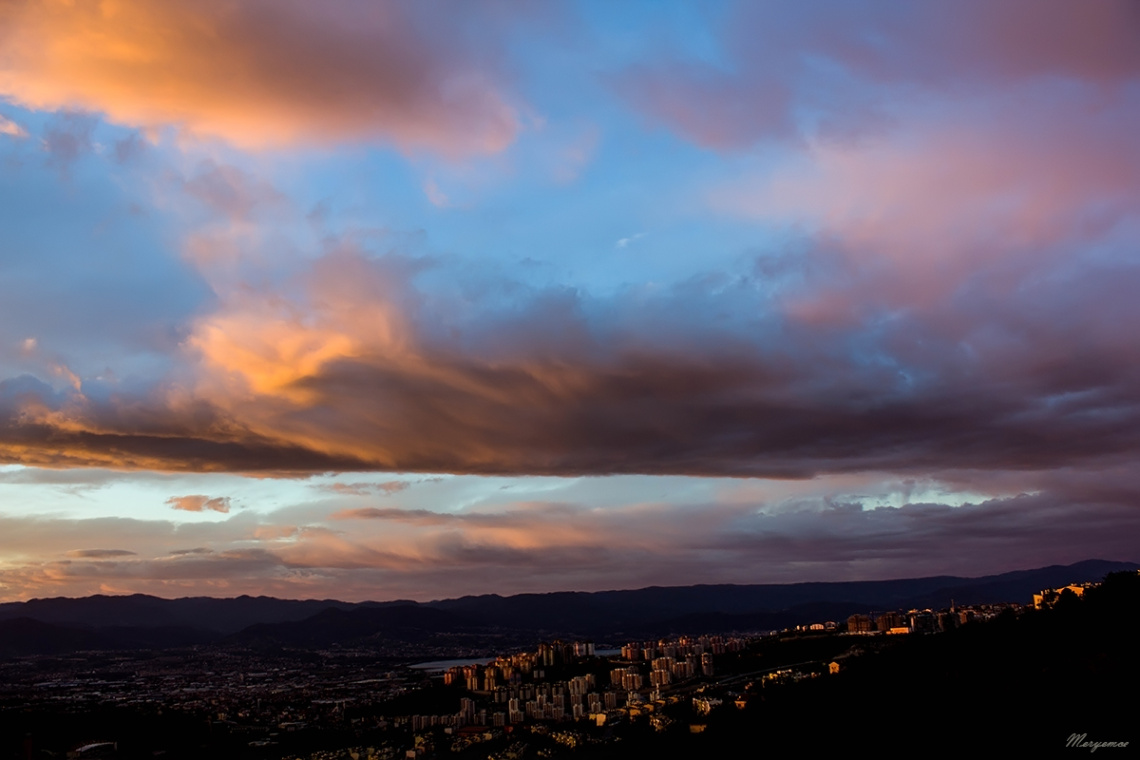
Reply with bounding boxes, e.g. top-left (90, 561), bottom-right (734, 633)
top-left (112, 131), bottom-right (147, 164)
top-left (0, 115), bottom-right (26, 138)
top-left (332, 507), bottom-right (522, 527)
top-left (182, 162), bottom-right (284, 222)
top-left (2, 228), bottom-right (1140, 480)
top-left (165, 495), bottom-right (232, 513)
top-left (317, 484), bottom-right (1140, 595)
top-left (66, 549), bottom-right (138, 558)
top-left (0, 121), bottom-right (214, 394)
top-left (615, 0), bottom-right (1140, 149)
top-left (711, 91), bottom-right (1140, 317)
top-left (41, 110), bottom-right (96, 173)
top-left (615, 232), bottom-right (646, 249)
top-left (252, 524), bottom-right (299, 541)
top-left (548, 123), bottom-right (599, 184)
top-left (321, 481), bottom-right (411, 497)
top-left (0, 0), bottom-right (521, 155)
top-left (423, 178), bottom-right (451, 208)
top-left (0, 466), bottom-right (1135, 600)
top-left (0, 3), bottom-right (1136, 485)
top-left (617, 58), bottom-right (796, 149)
